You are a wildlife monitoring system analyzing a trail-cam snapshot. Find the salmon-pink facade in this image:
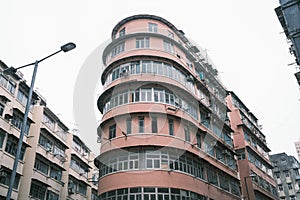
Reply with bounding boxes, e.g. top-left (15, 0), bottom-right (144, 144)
top-left (226, 91), bottom-right (278, 200)
top-left (96, 15), bottom-right (241, 200)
